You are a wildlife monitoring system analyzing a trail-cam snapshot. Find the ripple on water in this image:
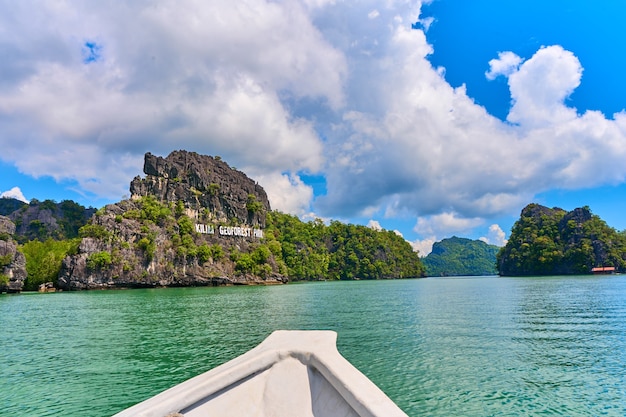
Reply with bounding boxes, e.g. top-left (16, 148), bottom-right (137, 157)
top-left (2, 276), bottom-right (626, 416)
